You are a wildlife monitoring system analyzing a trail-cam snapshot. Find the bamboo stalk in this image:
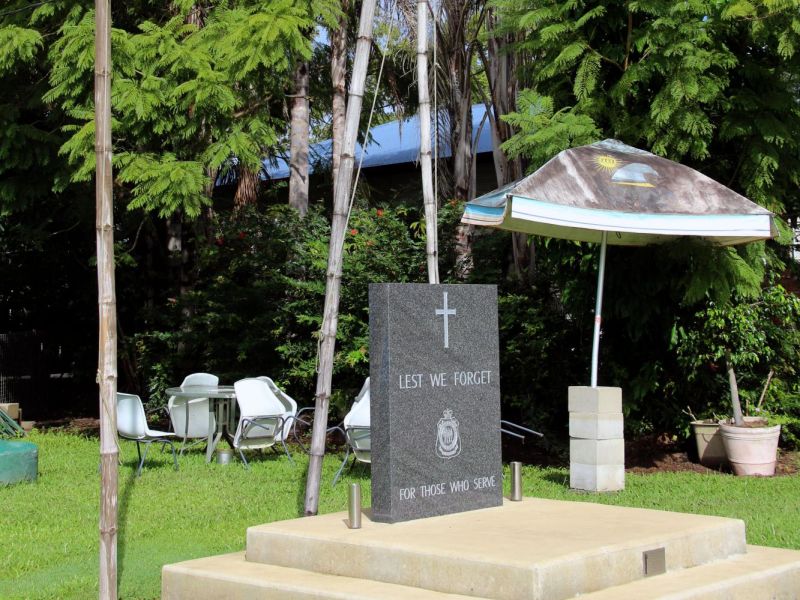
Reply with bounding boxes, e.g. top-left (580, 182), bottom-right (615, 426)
top-left (304, 0), bottom-right (377, 516)
top-left (418, 0), bottom-right (439, 284)
top-left (330, 0), bottom-right (348, 194)
top-left (95, 0), bottom-right (118, 598)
